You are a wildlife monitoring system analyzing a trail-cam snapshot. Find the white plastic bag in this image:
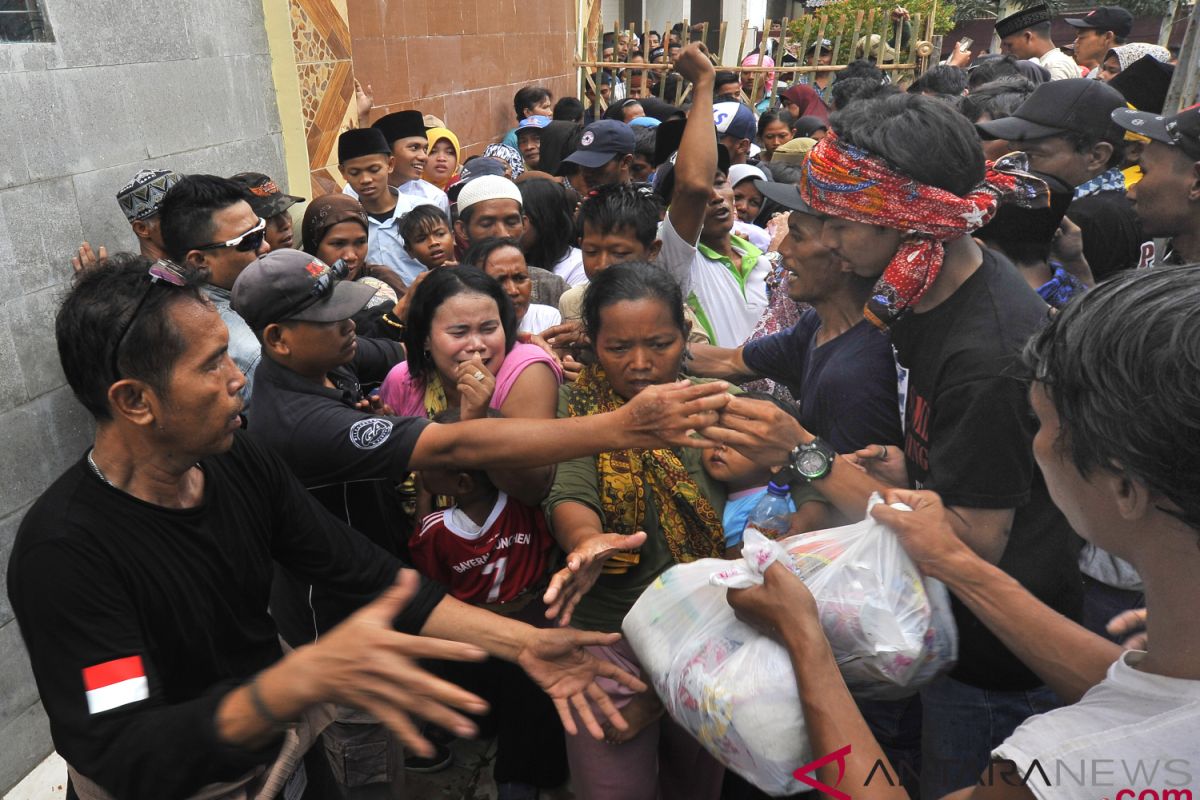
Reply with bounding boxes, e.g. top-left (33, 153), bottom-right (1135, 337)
top-left (776, 496), bottom-right (957, 700)
top-left (622, 494), bottom-right (957, 796)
